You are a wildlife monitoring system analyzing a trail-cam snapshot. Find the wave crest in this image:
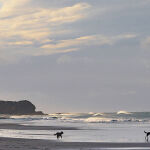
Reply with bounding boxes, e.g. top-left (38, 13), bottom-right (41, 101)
top-left (117, 111), bottom-right (131, 115)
